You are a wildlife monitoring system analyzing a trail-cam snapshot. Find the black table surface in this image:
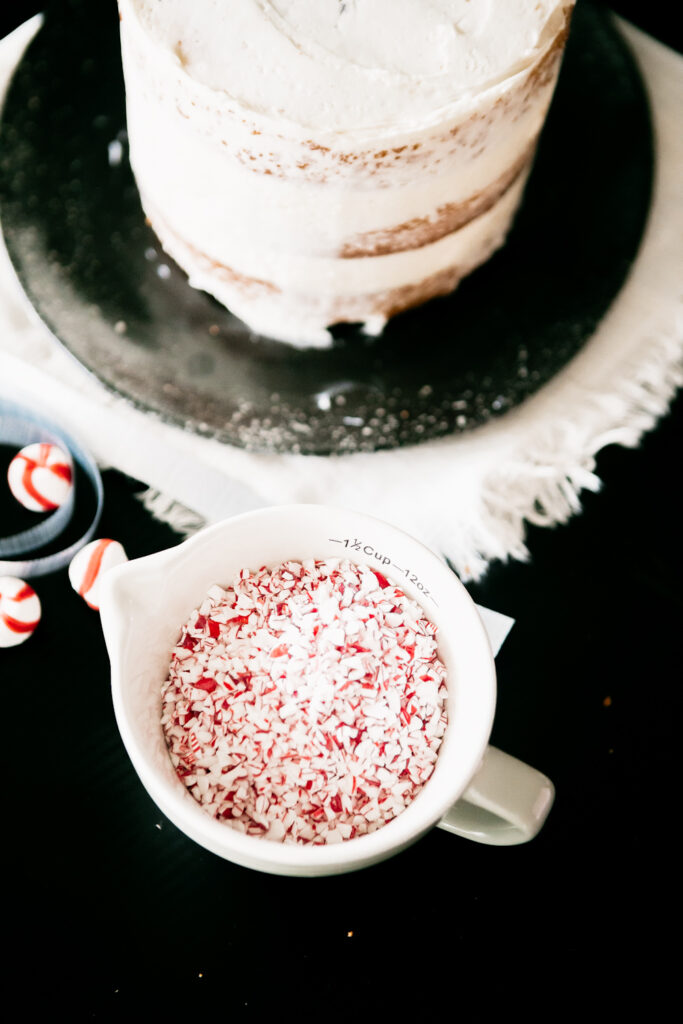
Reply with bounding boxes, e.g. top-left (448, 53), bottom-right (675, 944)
top-left (1, 1), bottom-right (681, 1017)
